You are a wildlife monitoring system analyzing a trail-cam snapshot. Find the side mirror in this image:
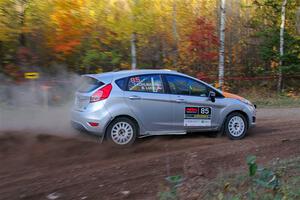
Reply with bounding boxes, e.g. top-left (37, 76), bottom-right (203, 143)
top-left (209, 91), bottom-right (216, 103)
